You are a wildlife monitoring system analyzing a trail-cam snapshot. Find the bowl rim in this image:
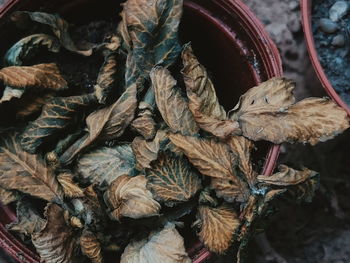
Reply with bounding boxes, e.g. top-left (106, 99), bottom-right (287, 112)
top-left (300, 0), bottom-right (350, 116)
